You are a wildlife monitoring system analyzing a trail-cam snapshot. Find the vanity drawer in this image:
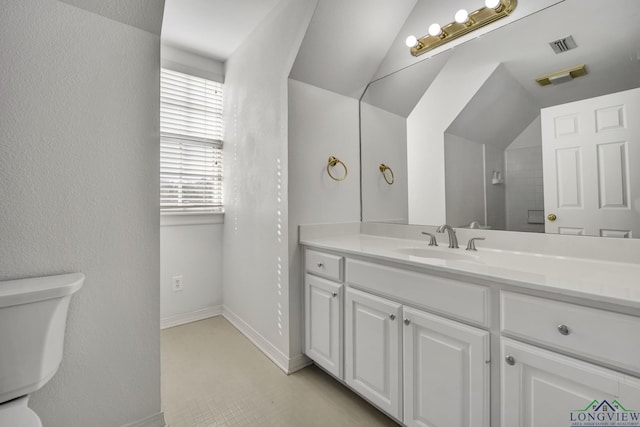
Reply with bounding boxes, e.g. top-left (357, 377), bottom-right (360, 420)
top-left (501, 291), bottom-right (640, 373)
top-left (347, 259), bottom-right (489, 327)
top-left (306, 250), bottom-right (344, 282)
